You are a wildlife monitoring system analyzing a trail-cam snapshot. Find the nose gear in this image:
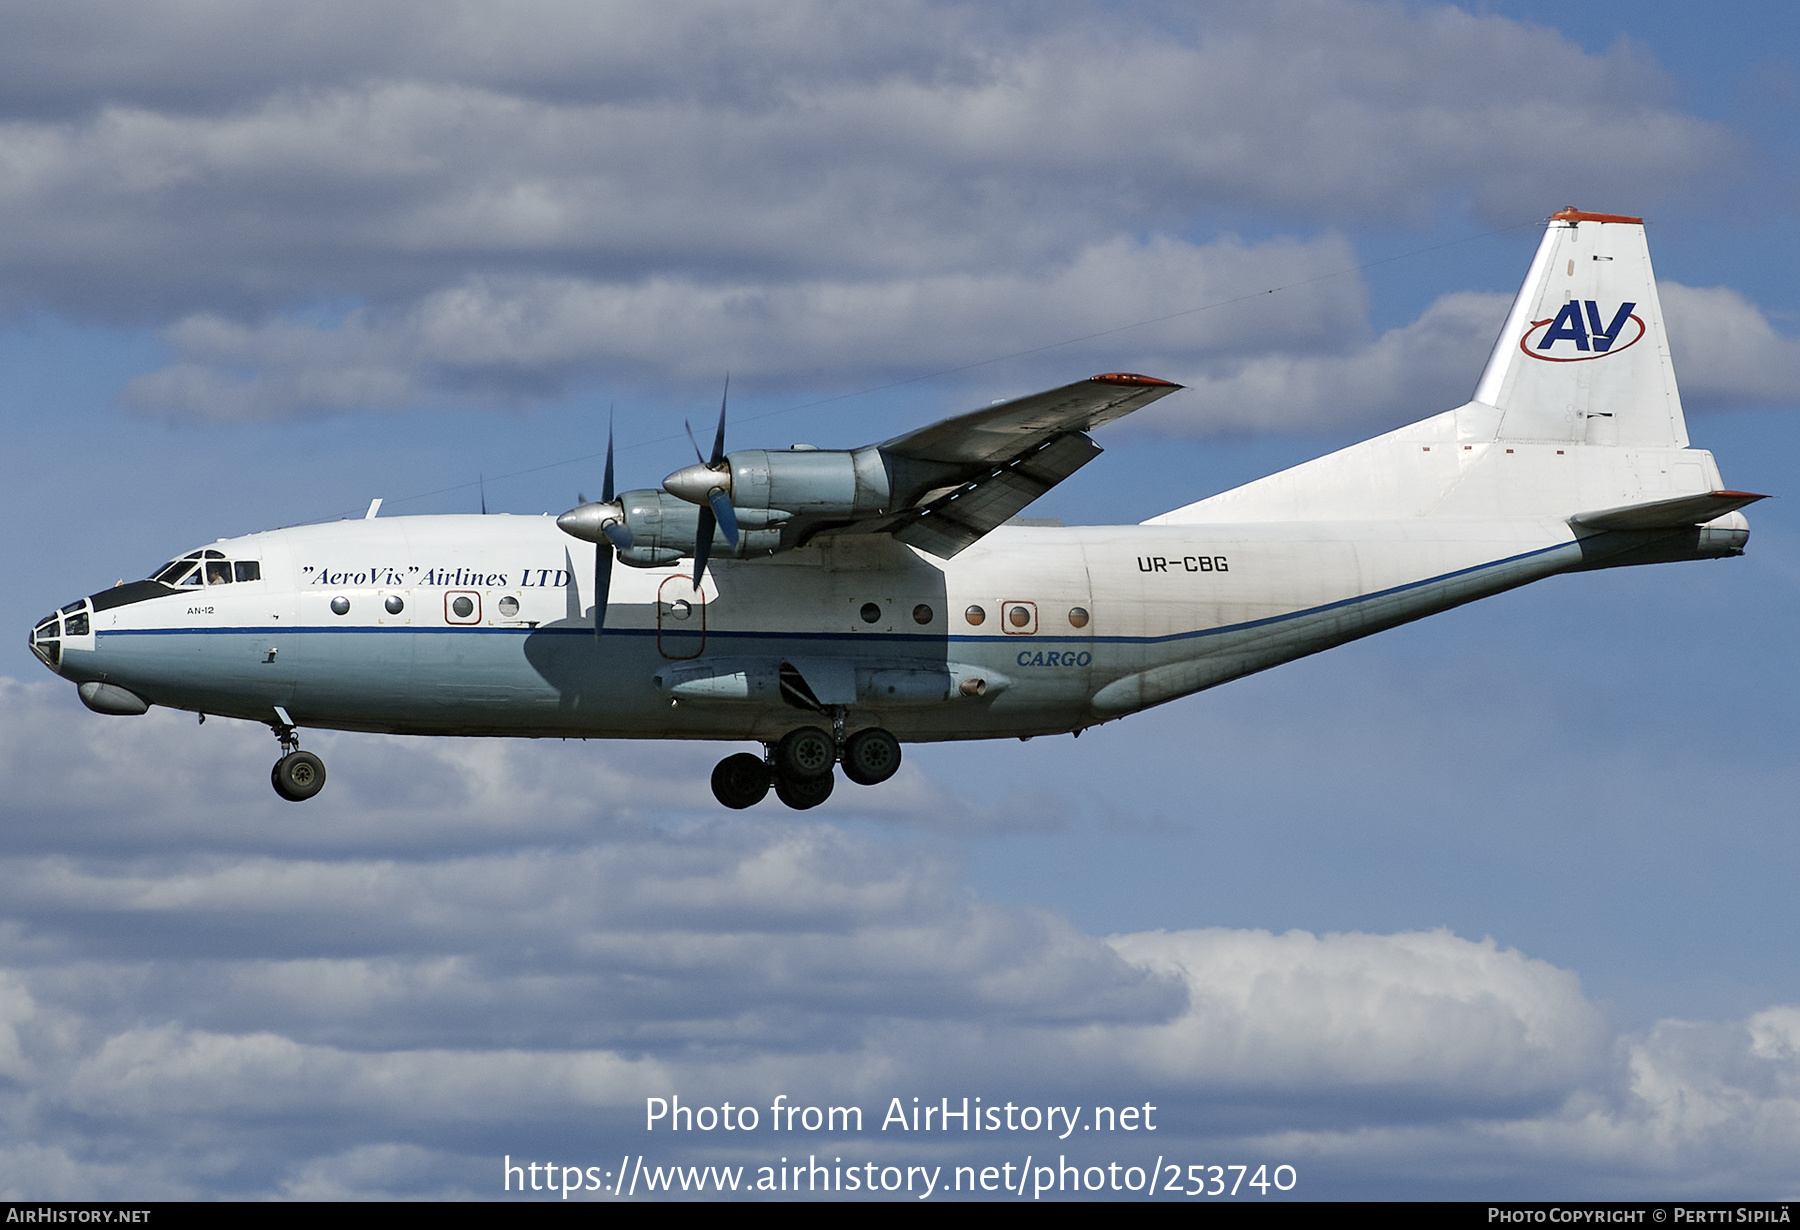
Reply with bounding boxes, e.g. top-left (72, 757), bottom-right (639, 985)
top-left (267, 707), bottom-right (327, 802)
top-left (272, 751), bottom-right (327, 802)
